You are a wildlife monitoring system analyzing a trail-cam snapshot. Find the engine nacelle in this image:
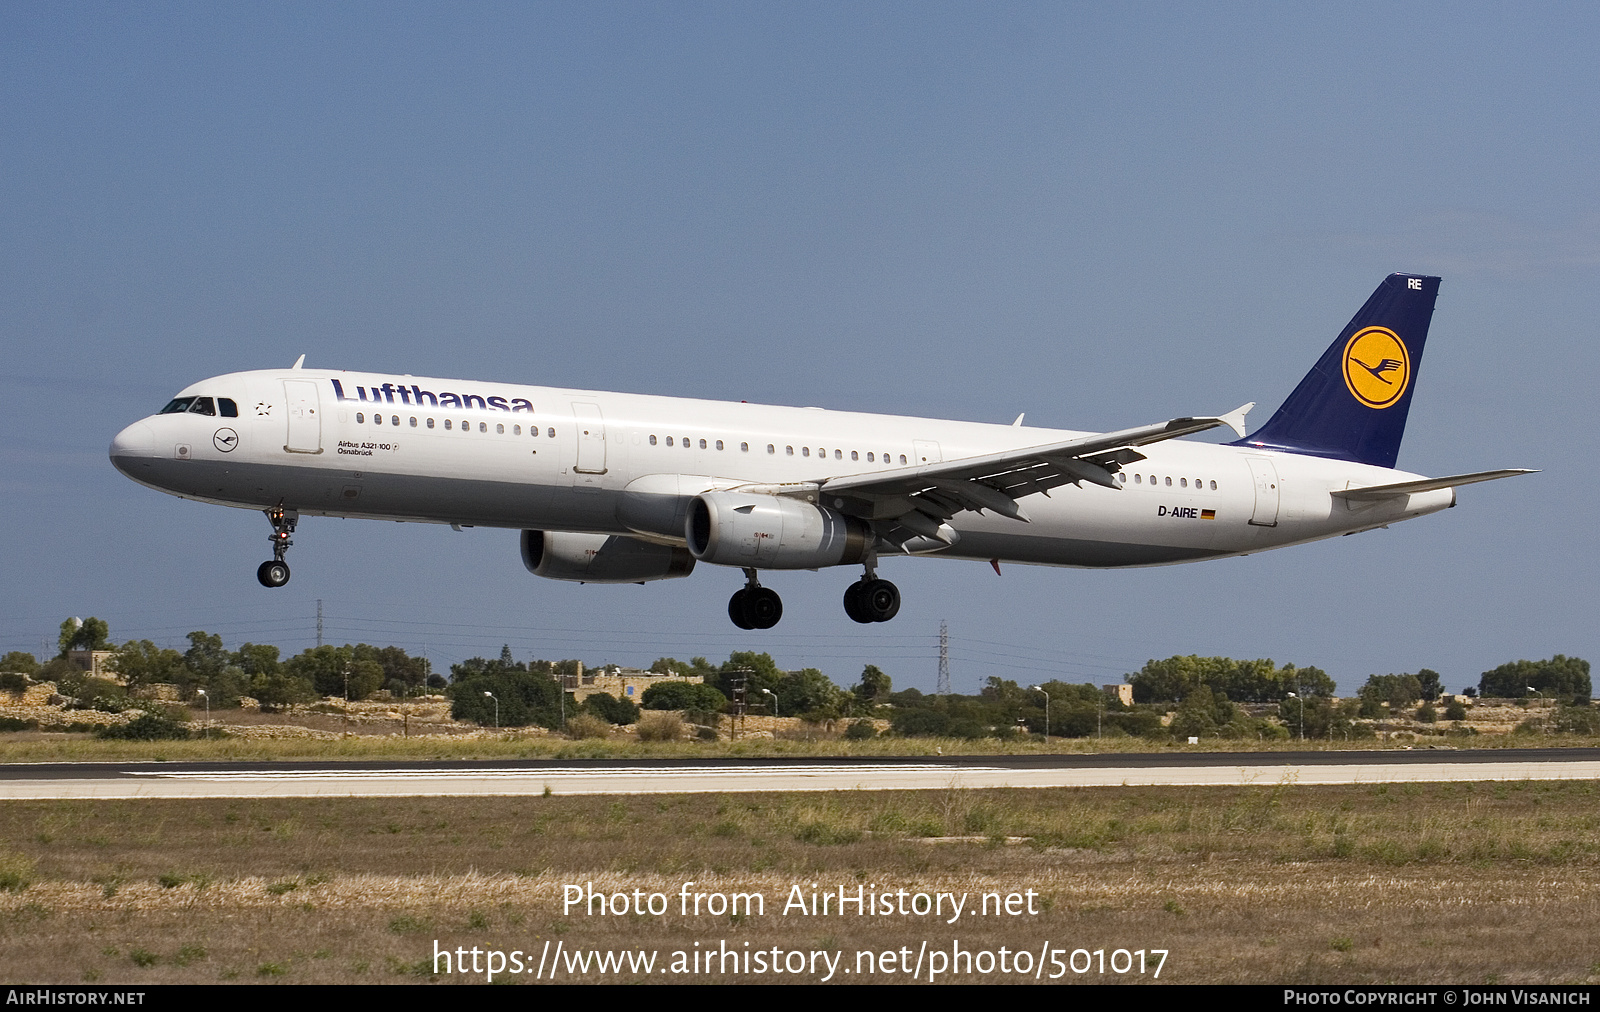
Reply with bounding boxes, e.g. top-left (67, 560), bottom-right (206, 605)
top-left (686, 491), bottom-right (871, 569)
top-left (521, 530), bottom-right (695, 584)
